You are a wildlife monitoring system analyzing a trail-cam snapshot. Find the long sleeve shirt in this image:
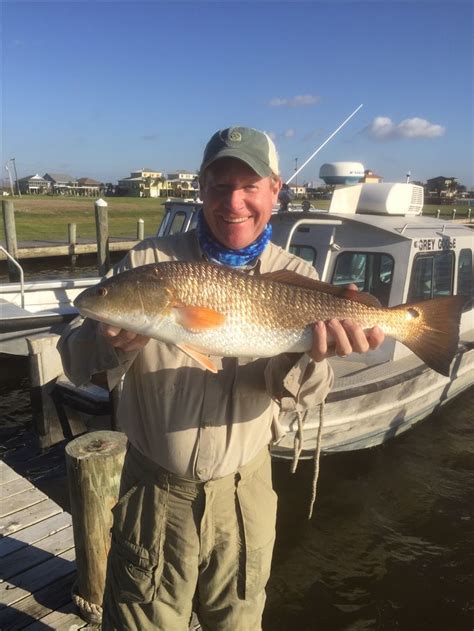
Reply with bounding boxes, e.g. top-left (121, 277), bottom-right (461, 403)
top-left (58, 230), bottom-right (334, 480)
